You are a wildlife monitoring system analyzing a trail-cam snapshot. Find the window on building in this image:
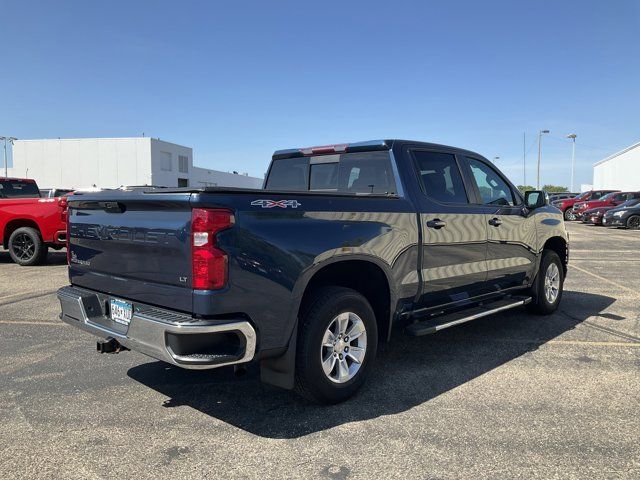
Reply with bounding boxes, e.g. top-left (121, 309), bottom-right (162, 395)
top-left (160, 151), bottom-right (172, 171)
top-left (178, 155), bottom-right (189, 173)
top-left (178, 178), bottom-right (189, 187)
